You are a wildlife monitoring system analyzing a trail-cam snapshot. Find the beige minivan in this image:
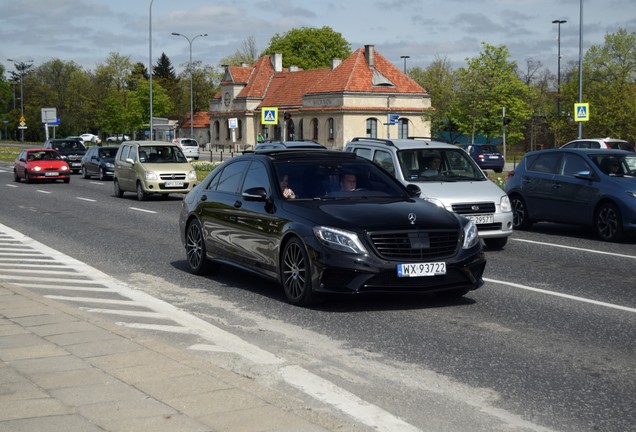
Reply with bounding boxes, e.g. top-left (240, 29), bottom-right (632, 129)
top-left (113, 141), bottom-right (197, 201)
